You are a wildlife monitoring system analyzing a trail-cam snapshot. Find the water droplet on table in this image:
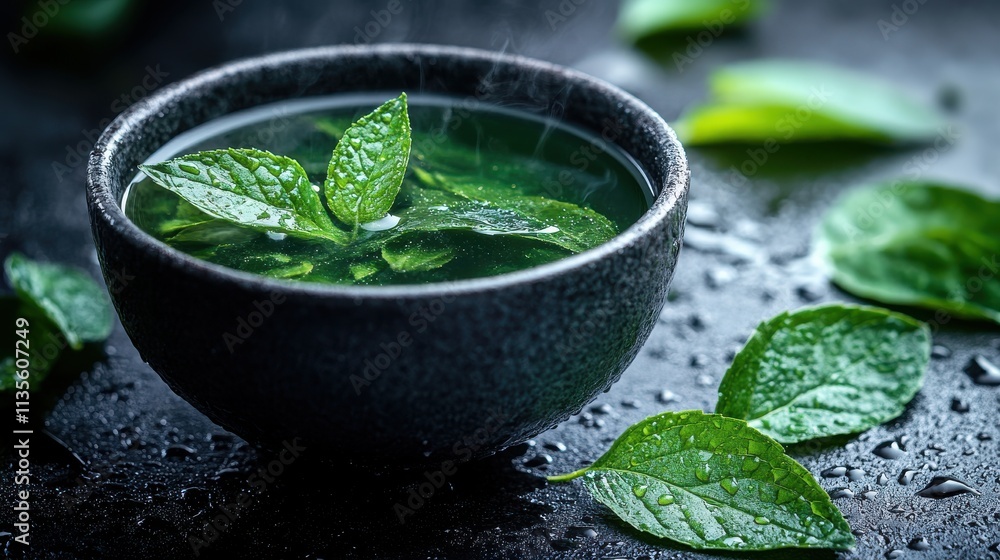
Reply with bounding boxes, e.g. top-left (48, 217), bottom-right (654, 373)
top-left (873, 440), bottom-right (907, 460)
top-left (523, 454), bottom-right (553, 468)
top-left (686, 200), bottom-right (721, 228)
top-left (795, 283), bottom-right (825, 302)
top-left (590, 403), bottom-right (613, 415)
top-left (689, 354), bottom-right (710, 368)
top-left (565, 526), bottom-right (598, 539)
top-left (163, 444), bottom-right (196, 460)
top-left (951, 397), bottom-right (970, 413)
top-left (931, 344), bottom-right (952, 359)
top-left (908, 536), bottom-right (931, 551)
top-left (657, 390), bottom-right (678, 404)
top-left (830, 487), bottom-right (854, 500)
top-left (964, 355), bottom-right (1000, 386)
top-left (898, 469), bottom-right (919, 486)
top-left (705, 266), bottom-right (738, 289)
top-left (915, 477), bottom-right (980, 499)
top-left (822, 466), bottom-right (848, 478)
